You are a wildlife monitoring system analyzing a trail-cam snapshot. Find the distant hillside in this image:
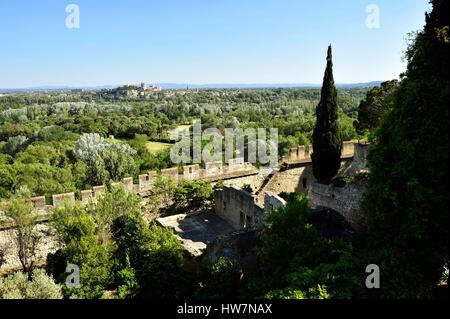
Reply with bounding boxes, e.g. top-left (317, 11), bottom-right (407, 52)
top-left (0, 82), bottom-right (383, 93)
top-left (156, 82), bottom-right (383, 90)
